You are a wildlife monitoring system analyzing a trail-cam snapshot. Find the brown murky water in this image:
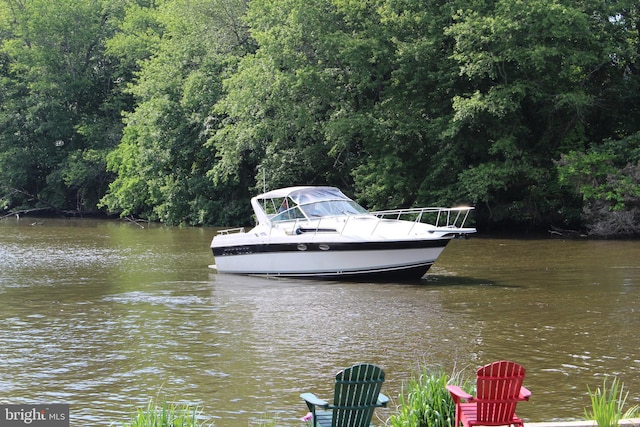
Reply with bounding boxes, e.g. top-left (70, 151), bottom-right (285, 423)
top-left (0, 218), bottom-right (639, 426)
